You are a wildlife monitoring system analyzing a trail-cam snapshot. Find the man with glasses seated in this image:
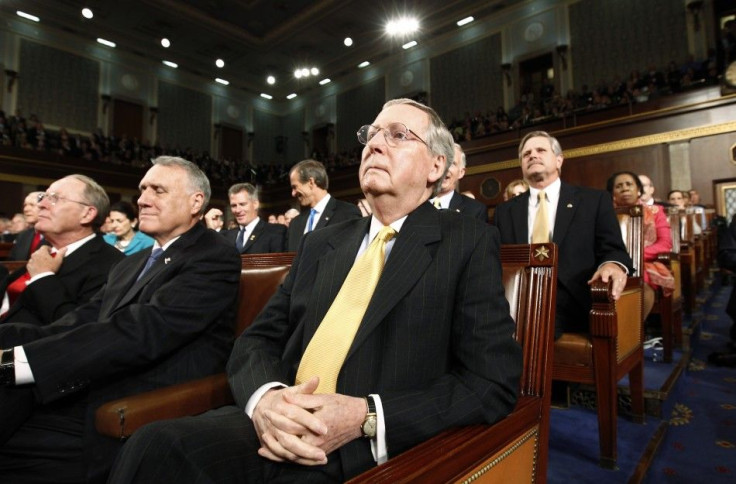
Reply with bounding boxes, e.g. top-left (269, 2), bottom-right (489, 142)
top-left (0, 175), bottom-right (123, 326)
top-left (109, 99), bottom-right (521, 483)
